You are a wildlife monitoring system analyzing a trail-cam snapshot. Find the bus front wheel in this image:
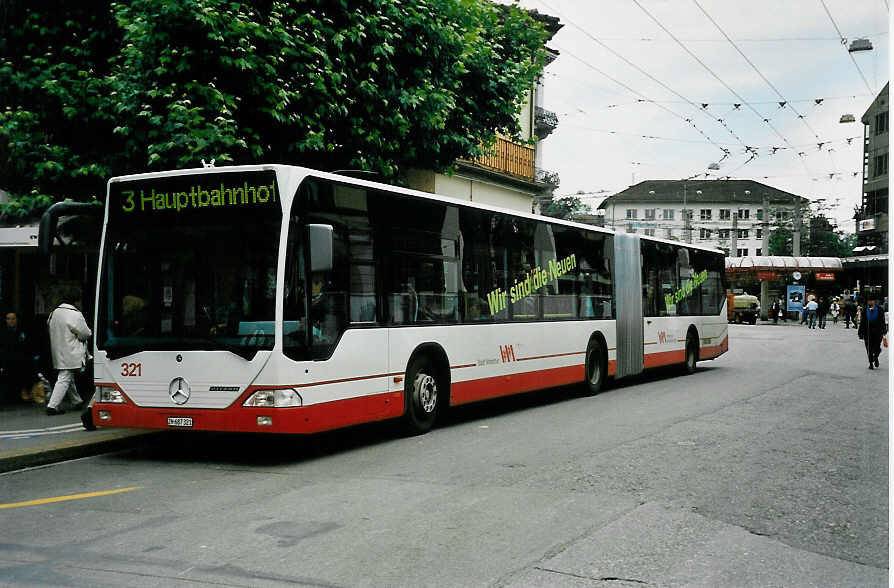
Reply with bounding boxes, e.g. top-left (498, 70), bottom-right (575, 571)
top-left (584, 338), bottom-right (606, 395)
top-left (403, 356), bottom-right (440, 435)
